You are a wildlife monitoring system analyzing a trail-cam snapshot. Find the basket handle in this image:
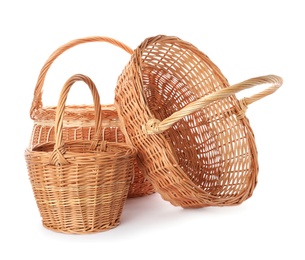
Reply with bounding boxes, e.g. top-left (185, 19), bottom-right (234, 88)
top-left (143, 74), bottom-right (283, 135)
top-left (49, 74), bottom-right (103, 165)
top-left (30, 36), bottom-right (133, 119)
